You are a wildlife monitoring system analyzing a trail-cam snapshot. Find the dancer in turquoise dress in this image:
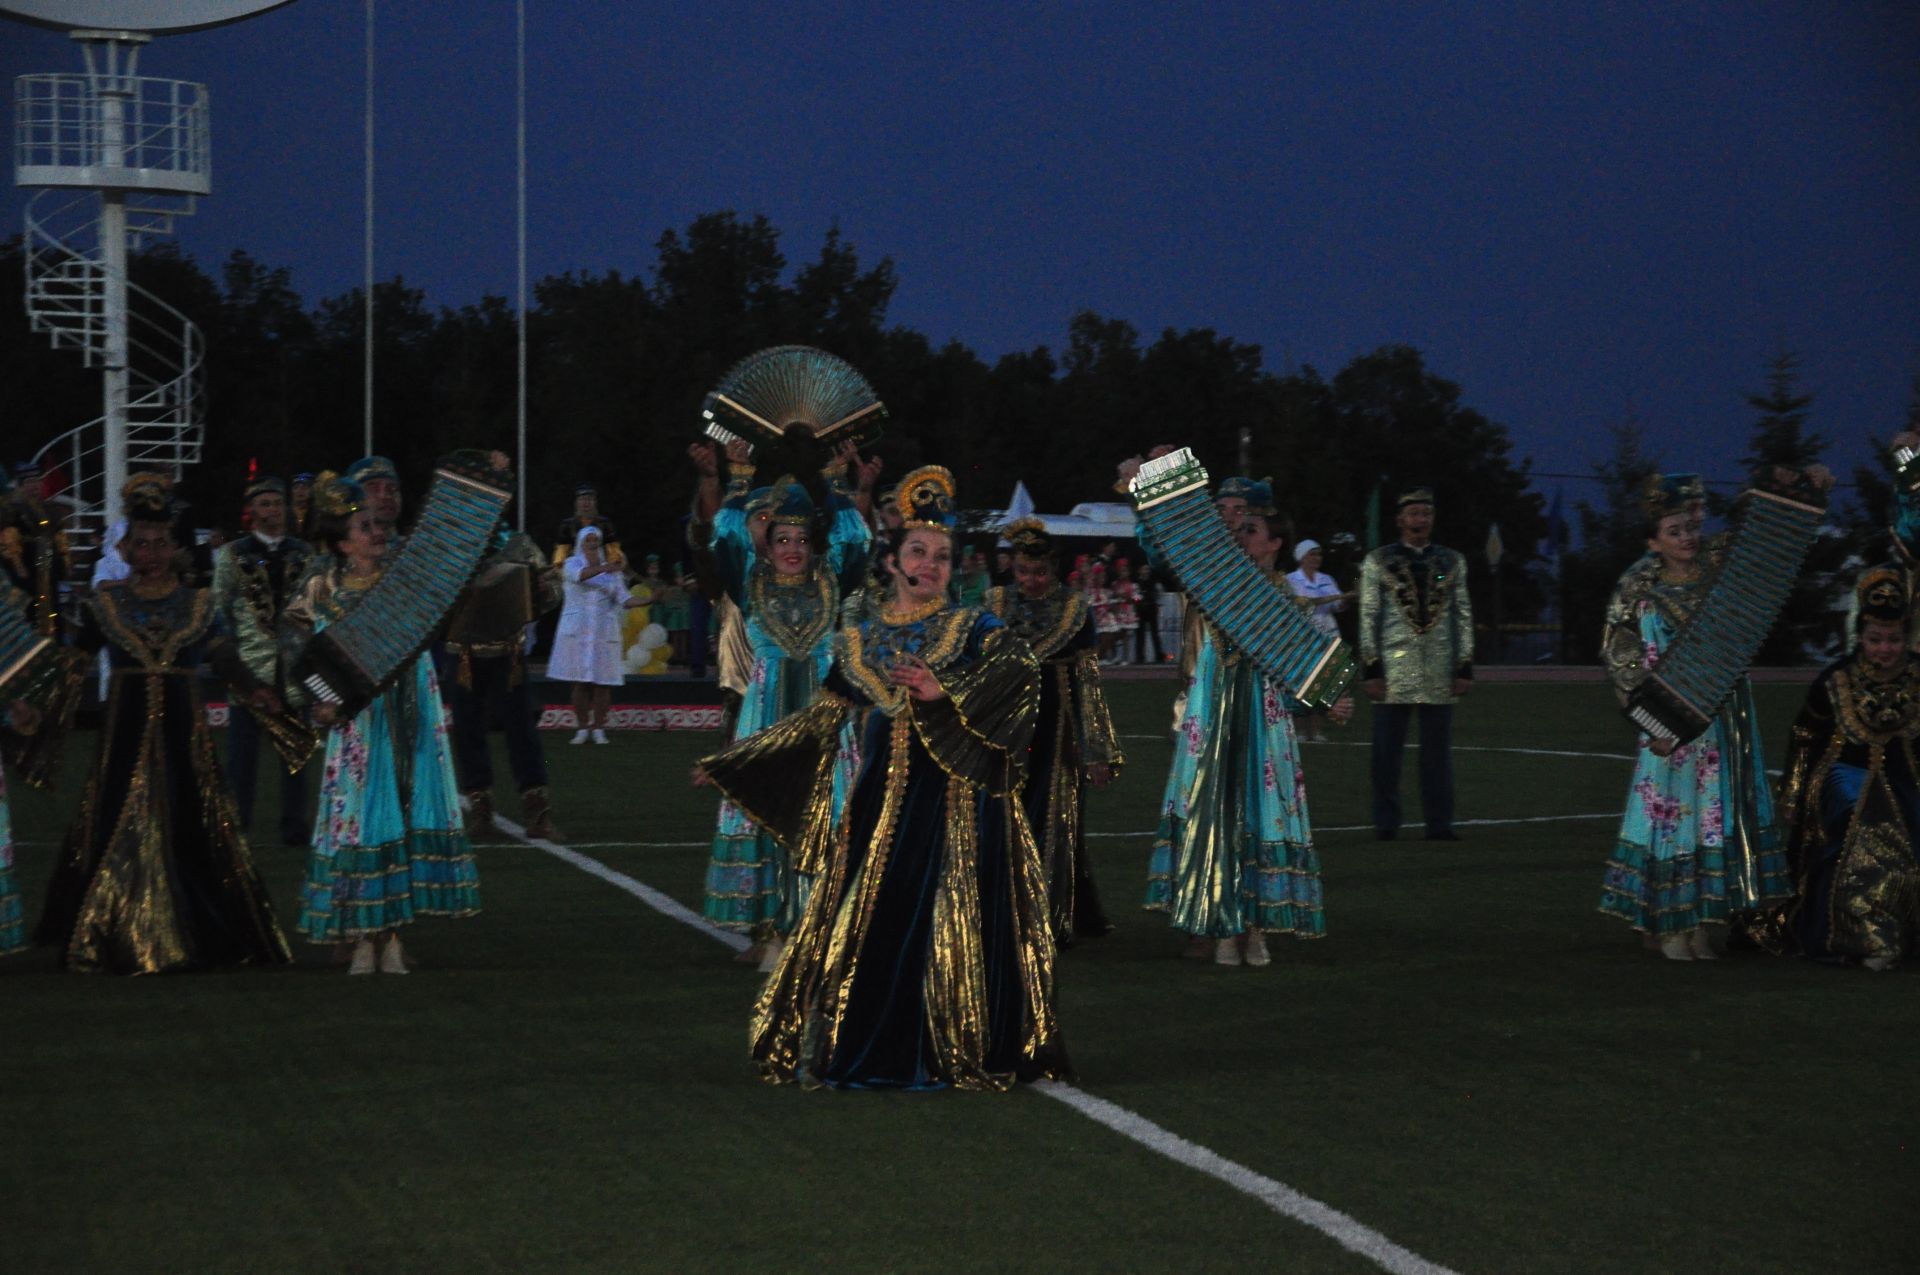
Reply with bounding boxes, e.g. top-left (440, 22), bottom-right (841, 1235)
top-left (1599, 473), bottom-right (1791, 959)
top-left (697, 442), bottom-right (871, 970)
top-left (700, 467), bottom-right (1068, 1090)
top-left (285, 475), bottom-right (479, 975)
top-left (1136, 474), bottom-right (1350, 966)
